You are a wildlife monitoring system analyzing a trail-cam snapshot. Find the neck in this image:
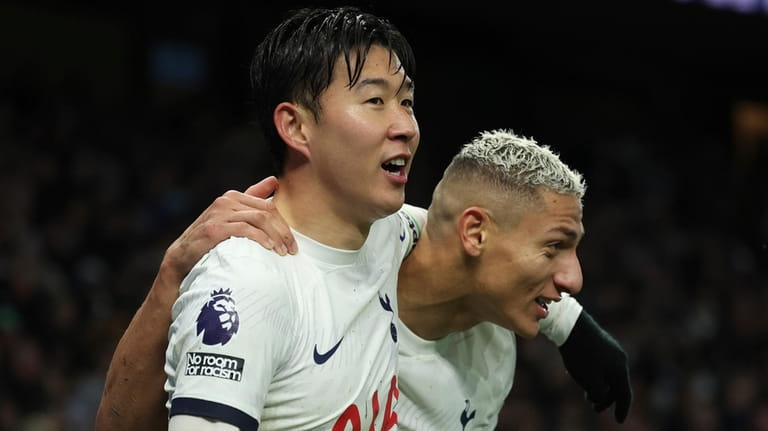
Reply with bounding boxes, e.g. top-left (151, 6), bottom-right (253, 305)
top-left (273, 170), bottom-right (372, 250)
top-left (397, 230), bottom-right (480, 340)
